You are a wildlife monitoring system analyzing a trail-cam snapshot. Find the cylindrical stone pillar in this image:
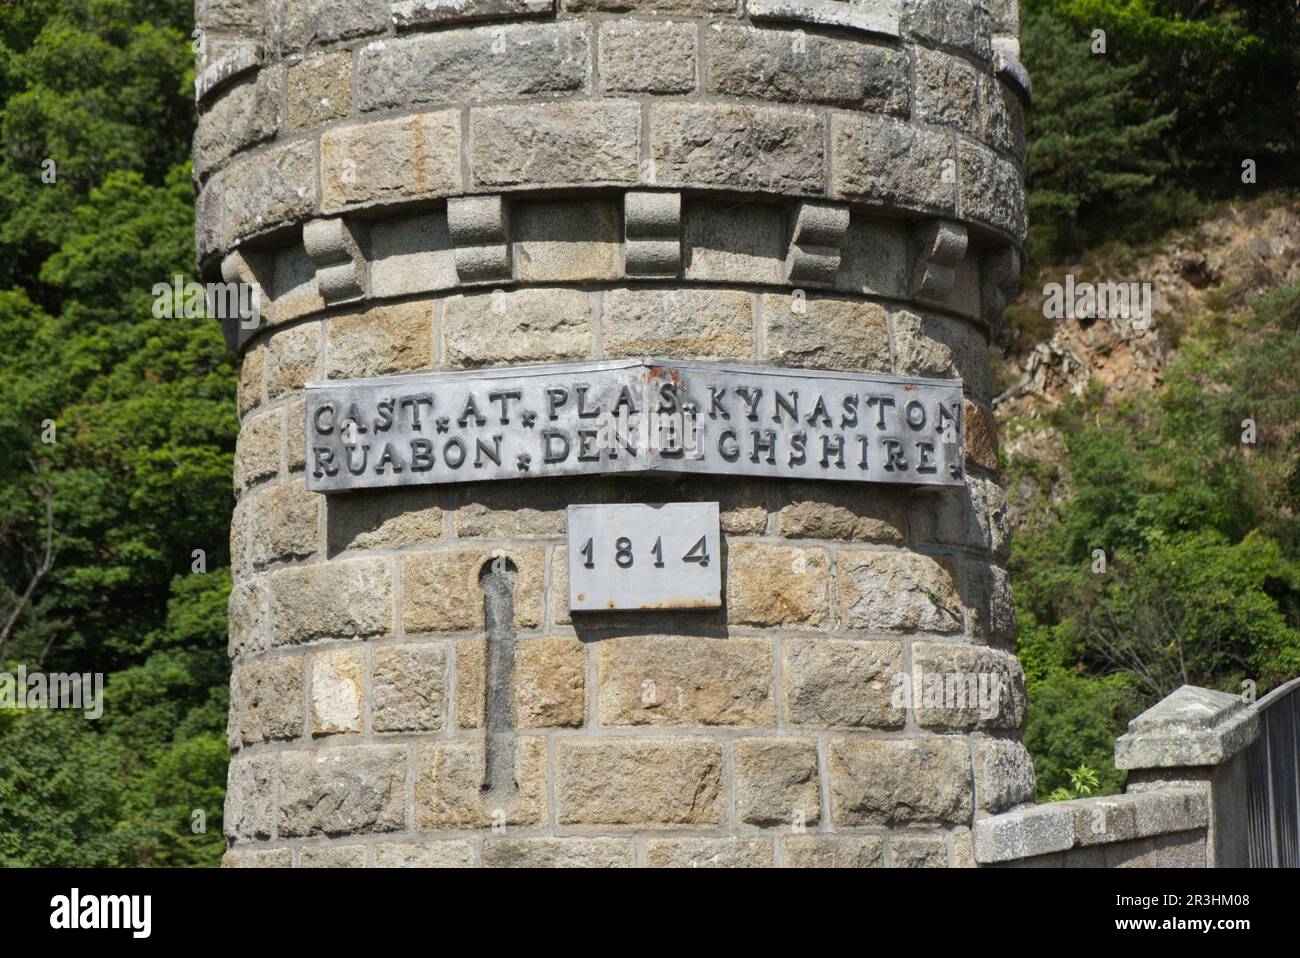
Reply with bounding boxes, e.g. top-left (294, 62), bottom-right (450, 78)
top-left (202, 0), bottom-right (1032, 868)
